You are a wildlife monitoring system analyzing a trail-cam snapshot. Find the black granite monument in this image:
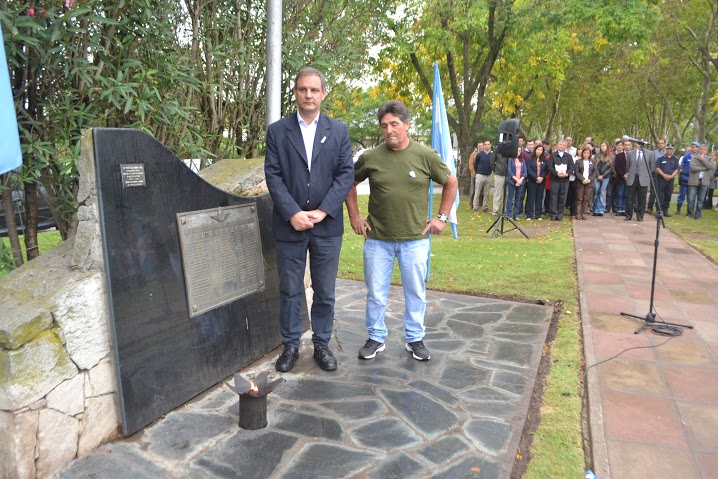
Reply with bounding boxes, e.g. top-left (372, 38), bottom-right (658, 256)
top-left (93, 128), bottom-right (306, 435)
